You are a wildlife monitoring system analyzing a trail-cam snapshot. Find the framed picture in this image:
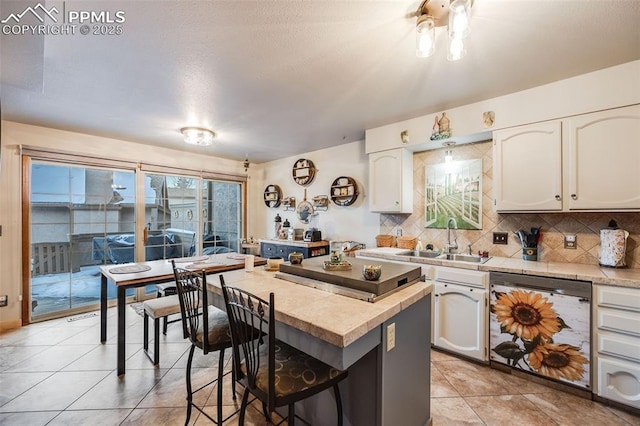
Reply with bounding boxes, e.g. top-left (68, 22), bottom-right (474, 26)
top-left (425, 159), bottom-right (482, 229)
